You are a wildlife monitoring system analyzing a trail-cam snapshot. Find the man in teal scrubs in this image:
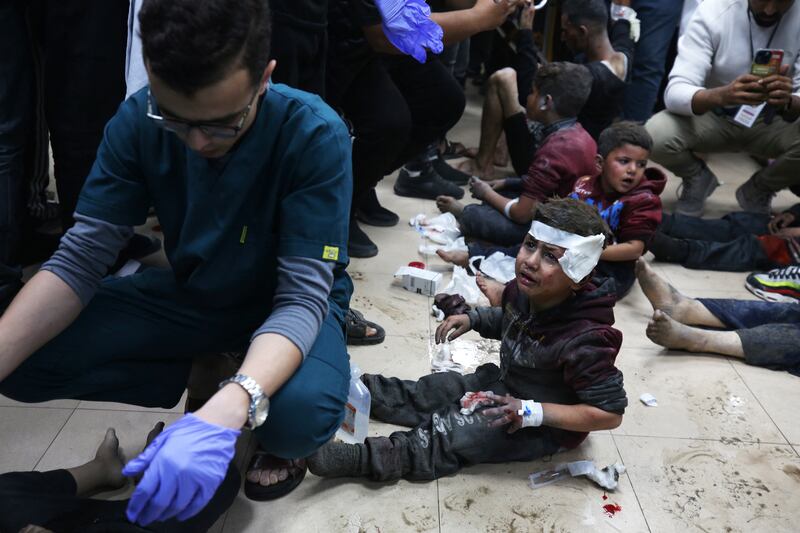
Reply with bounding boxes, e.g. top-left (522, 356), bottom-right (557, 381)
top-left (0, 0), bottom-right (352, 524)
